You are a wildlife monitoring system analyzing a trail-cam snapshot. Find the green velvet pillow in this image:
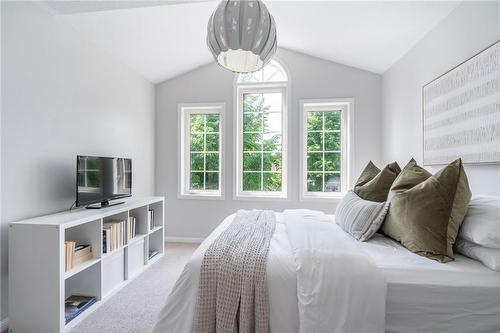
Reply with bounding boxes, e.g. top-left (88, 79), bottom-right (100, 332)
top-left (382, 158), bottom-right (471, 263)
top-left (387, 158), bottom-right (431, 201)
top-left (354, 161), bottom-right (401, 202)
